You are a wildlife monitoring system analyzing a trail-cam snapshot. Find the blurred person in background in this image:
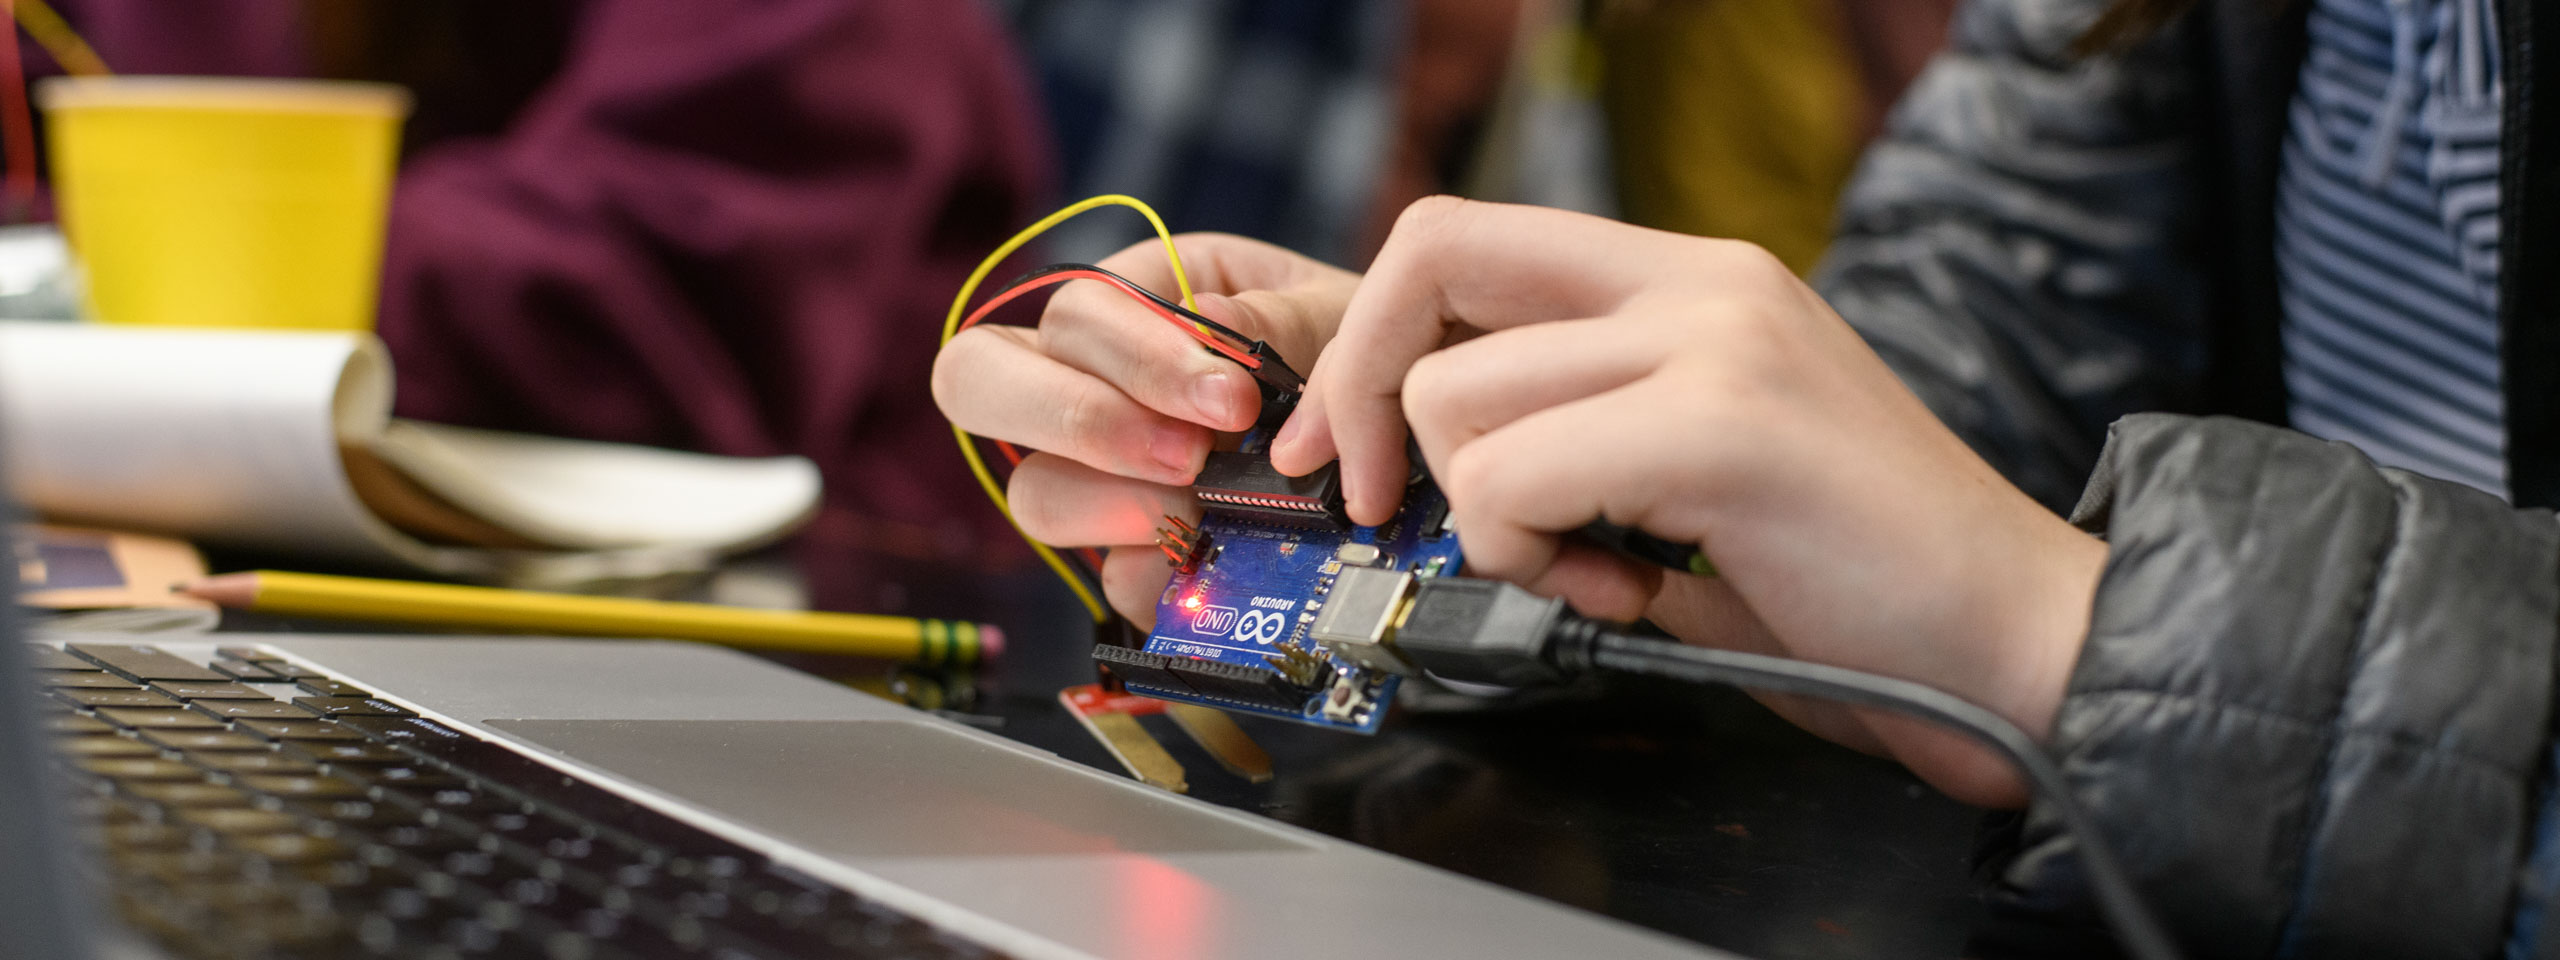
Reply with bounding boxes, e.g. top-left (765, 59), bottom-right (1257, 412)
top-left (1001, 0), bottom-right (1404, 265)
top-left (37, 1), bottom-right (1052, 614)
top-left (1005, 0), bottom-right (1958, 270)
top-left (939, 0), bottom-right (2560, 953)
top-left (1596, 0), bottom-right (1960, 273)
